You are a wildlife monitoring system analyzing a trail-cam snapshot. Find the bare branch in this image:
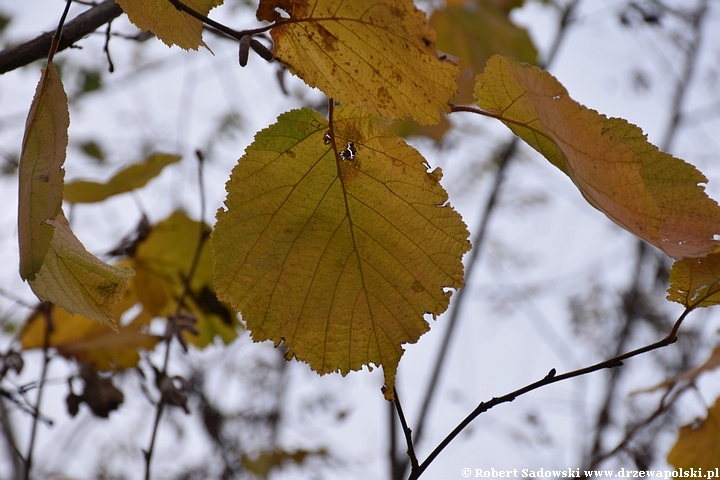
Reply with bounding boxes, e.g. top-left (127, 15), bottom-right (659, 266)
top-left (408, 308), bottom-right (691, 480)
top-left (0, 0), bottom-right (123, 75)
